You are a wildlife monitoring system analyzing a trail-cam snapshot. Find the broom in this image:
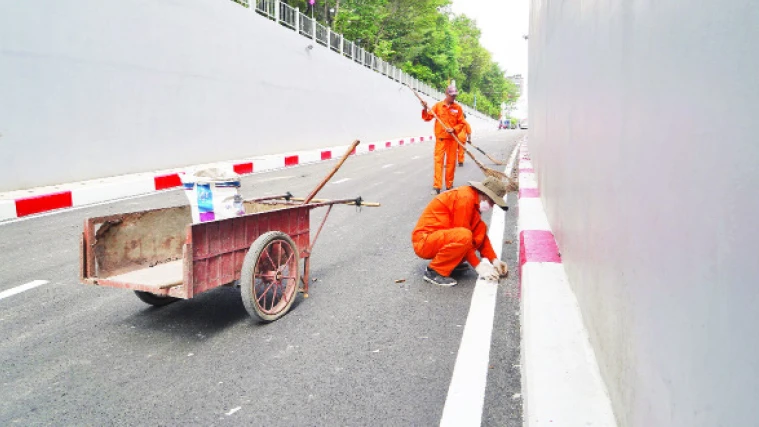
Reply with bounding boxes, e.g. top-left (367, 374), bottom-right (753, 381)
top-left (407, 85), bottom-right (510, 181)
top-left (470, 141), bottom-right (506, 166)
